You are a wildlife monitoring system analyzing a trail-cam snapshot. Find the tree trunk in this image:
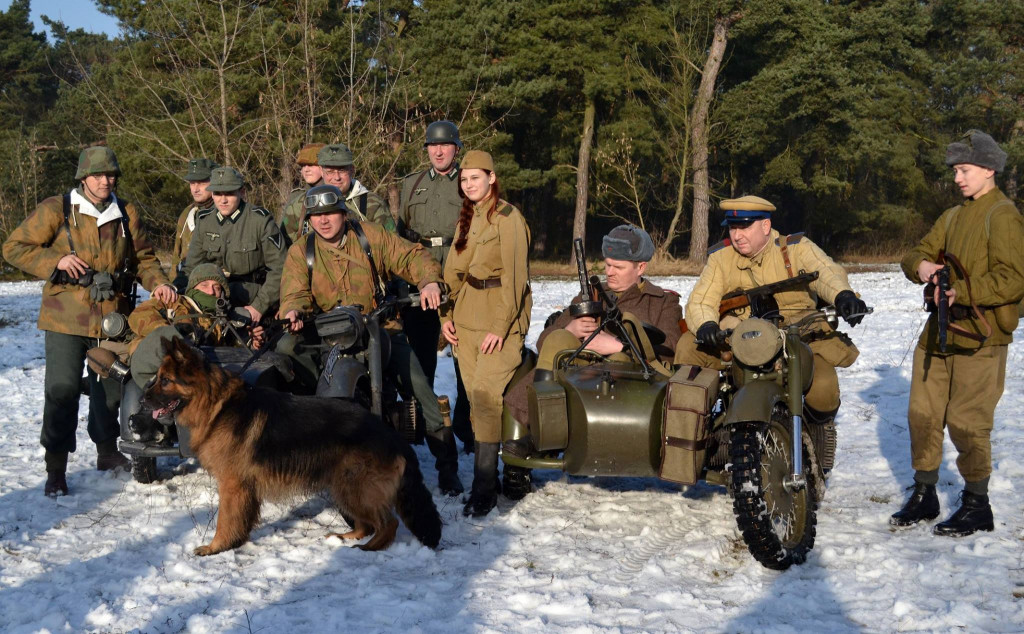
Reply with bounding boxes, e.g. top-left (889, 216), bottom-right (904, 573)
top-left (687, 13), bottom-right (737, 264)
top-left (573, 98), bottom-right (596, 261)
top-left (659, 134), bottom-right (690, 257)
